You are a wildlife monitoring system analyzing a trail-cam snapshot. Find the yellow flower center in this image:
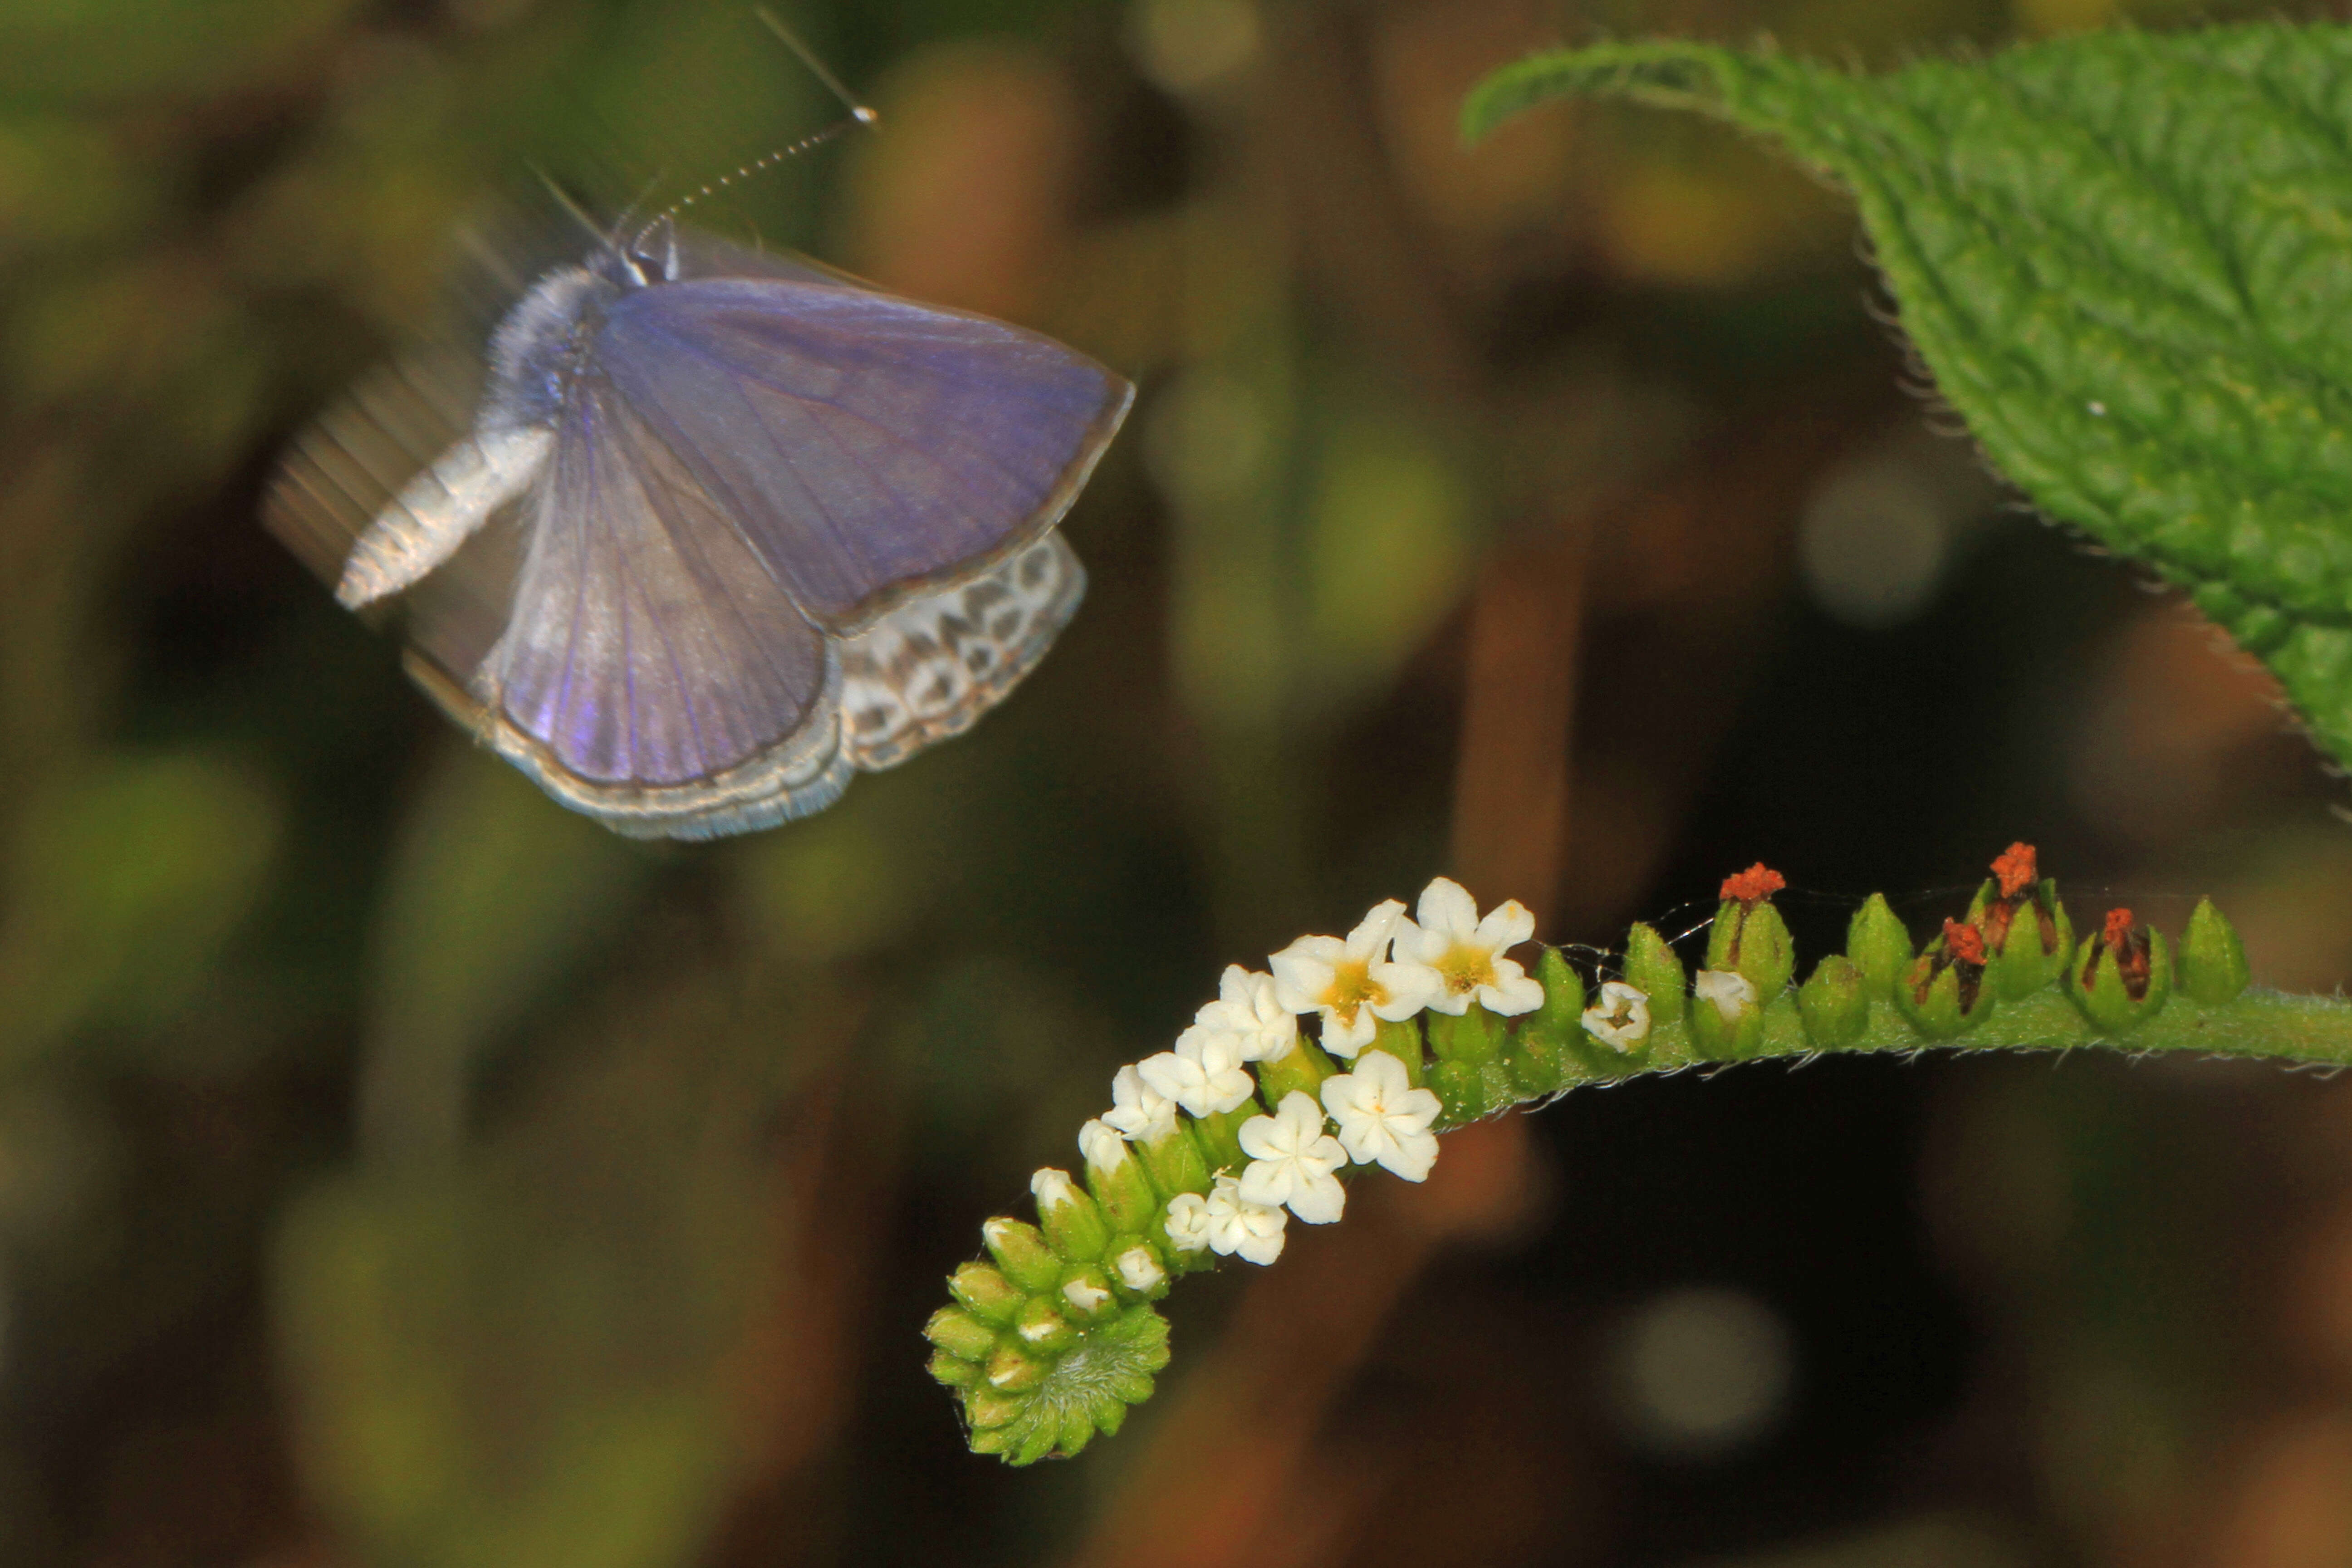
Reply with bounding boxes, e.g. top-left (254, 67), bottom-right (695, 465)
top-left (1323, 959), bottom-right (1389, 1025)
top-left (1435, 941), bottom-right (1496, 997)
